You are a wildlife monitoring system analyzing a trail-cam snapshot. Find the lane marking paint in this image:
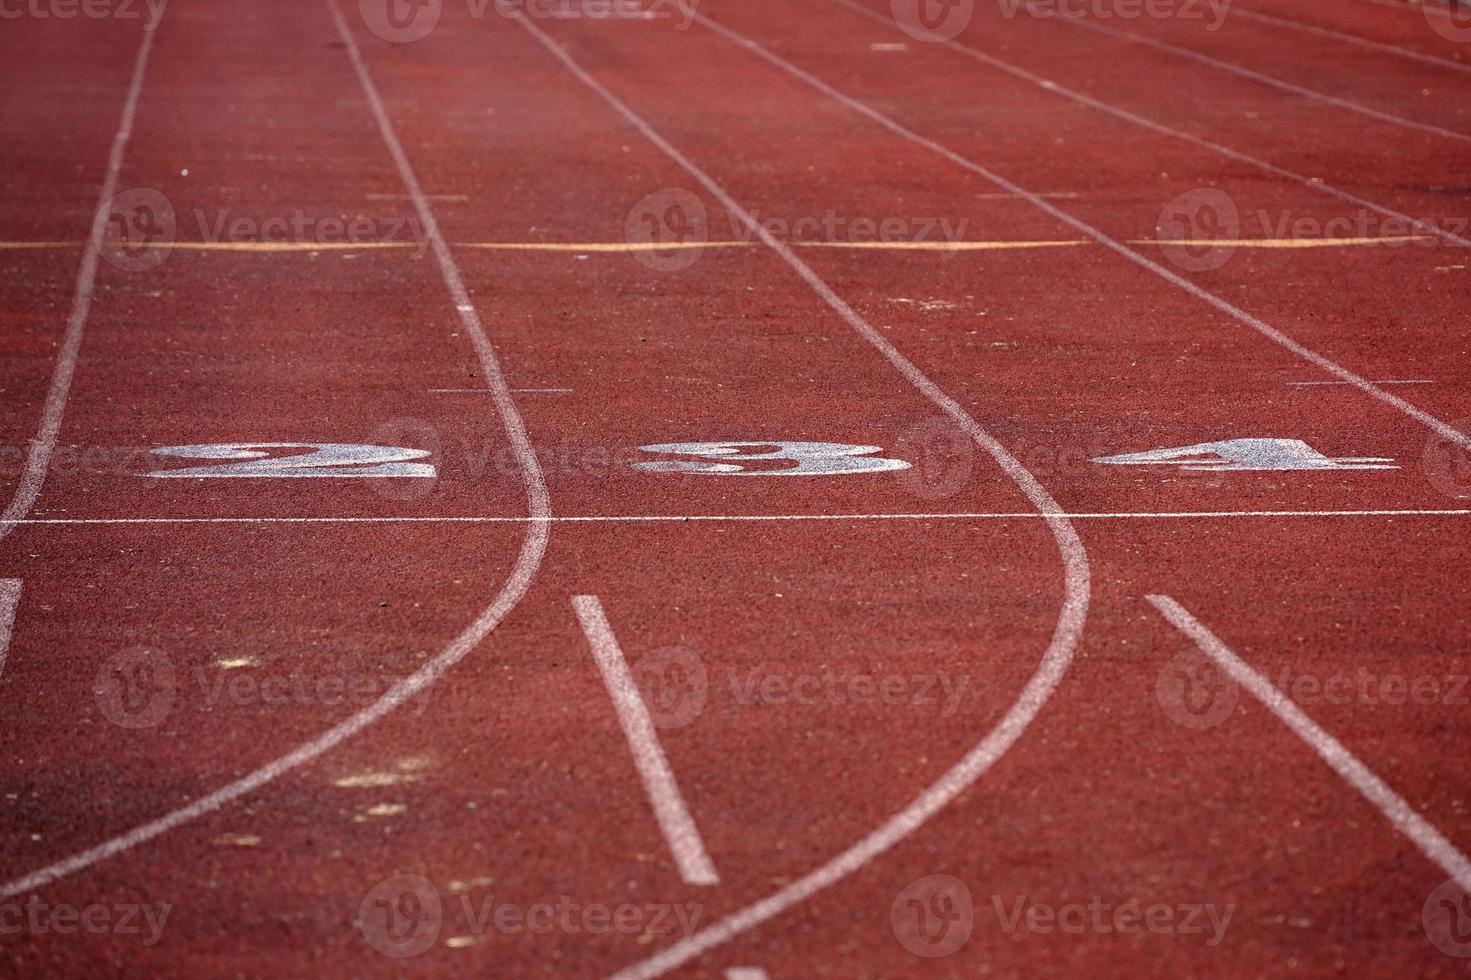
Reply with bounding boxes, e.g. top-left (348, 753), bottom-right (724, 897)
top-left (0, 580), bottom-right (20, 678)
top-left (0, 11), bottom-right (165, 545)
top-left (1149, 236), bottom-right (1432, 248)
top-left (573, 596), bottom-right (720, 887)
top-left (0, 235), bottom-right (1440, 253)
top-left (725, 970), bottom-right (770, 980)
top-left (366, 192), bottom-right (469, 201)
top-left (1230, 7), bottom-right (1471, 75)
top-left (428, 387), bottom-right (574, 393)
top-left (826, 0), bottom-right (1471, 250)
top-left (1287, 379), bottom-right (1431, 387)
top-left (1147, 595), bottom-right (1471, 893)
top-left (1053, 12), bottom-right (1471, 144)
top-left (0, 0), bottom-right (554, 899)
top-left (9, 509), bottom-right (1471, 527)
top-left (705, 8), bottom-right (1471, 455)
top-left (511, 15), bottom-right (1091, 980)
